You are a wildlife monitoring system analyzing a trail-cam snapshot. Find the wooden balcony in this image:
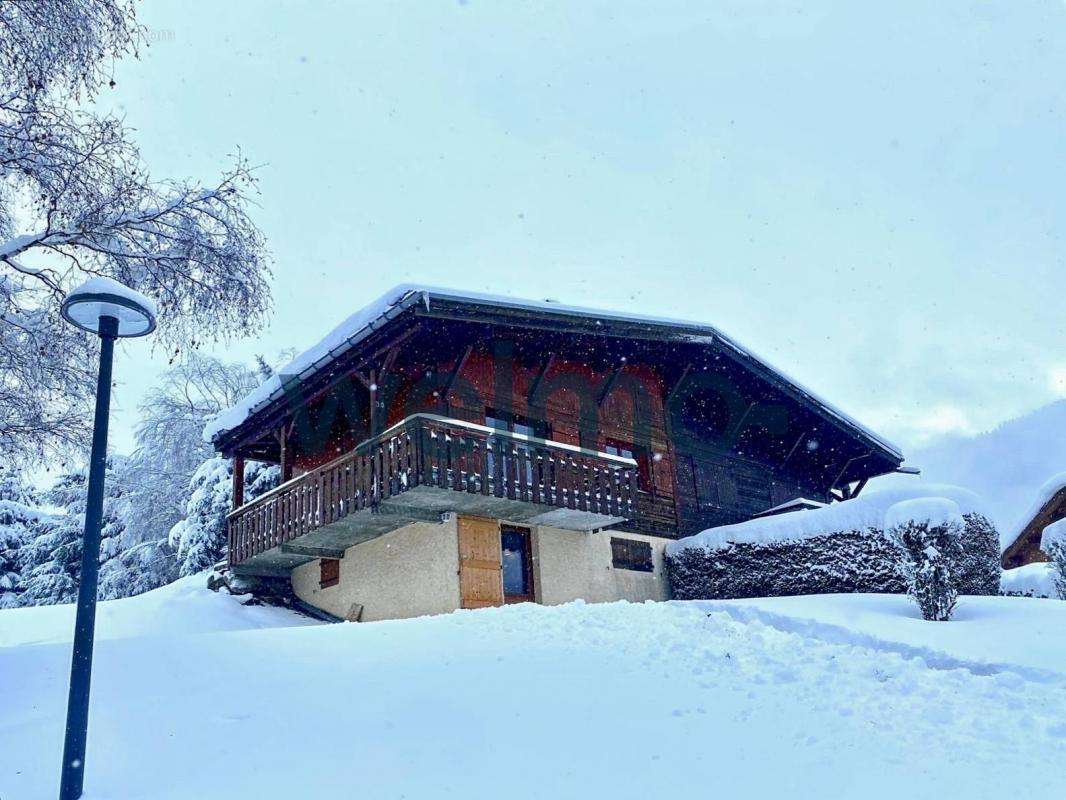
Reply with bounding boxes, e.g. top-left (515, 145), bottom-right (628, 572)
top-left (227, 413), bottom-right (638, 576)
